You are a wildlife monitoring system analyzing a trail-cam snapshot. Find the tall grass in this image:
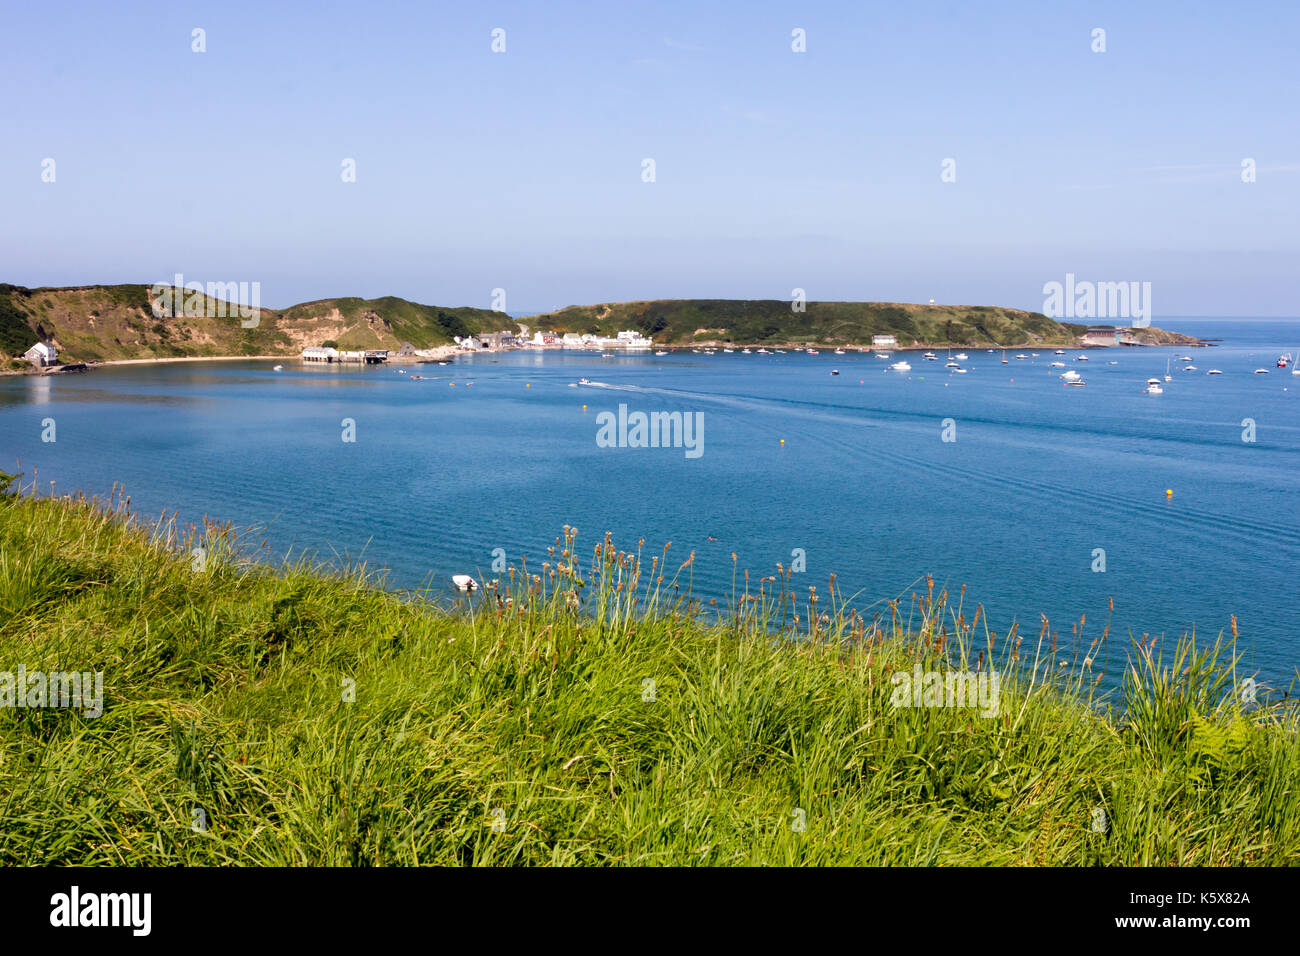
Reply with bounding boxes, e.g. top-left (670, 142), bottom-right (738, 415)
top-left (0, 481), bottom-right (1296, 865)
